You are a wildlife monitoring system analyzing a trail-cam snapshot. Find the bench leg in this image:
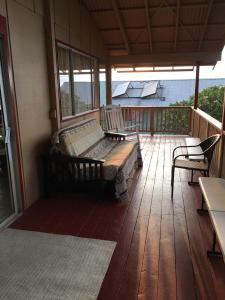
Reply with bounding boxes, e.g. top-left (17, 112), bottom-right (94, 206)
top-left (207, 230), bottom-right (222, 258)
top-left (197, 195), bottom-right (207, 213)
top-left (171, 165), bottom-right (175, 200)
top-left (188, 170), bottom-right (199, 185)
